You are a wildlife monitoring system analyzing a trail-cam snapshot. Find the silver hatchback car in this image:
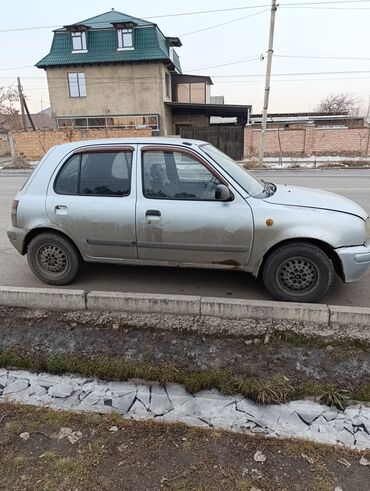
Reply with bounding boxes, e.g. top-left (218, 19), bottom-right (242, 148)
top-left (7, 137), bottom-right (370, 303)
